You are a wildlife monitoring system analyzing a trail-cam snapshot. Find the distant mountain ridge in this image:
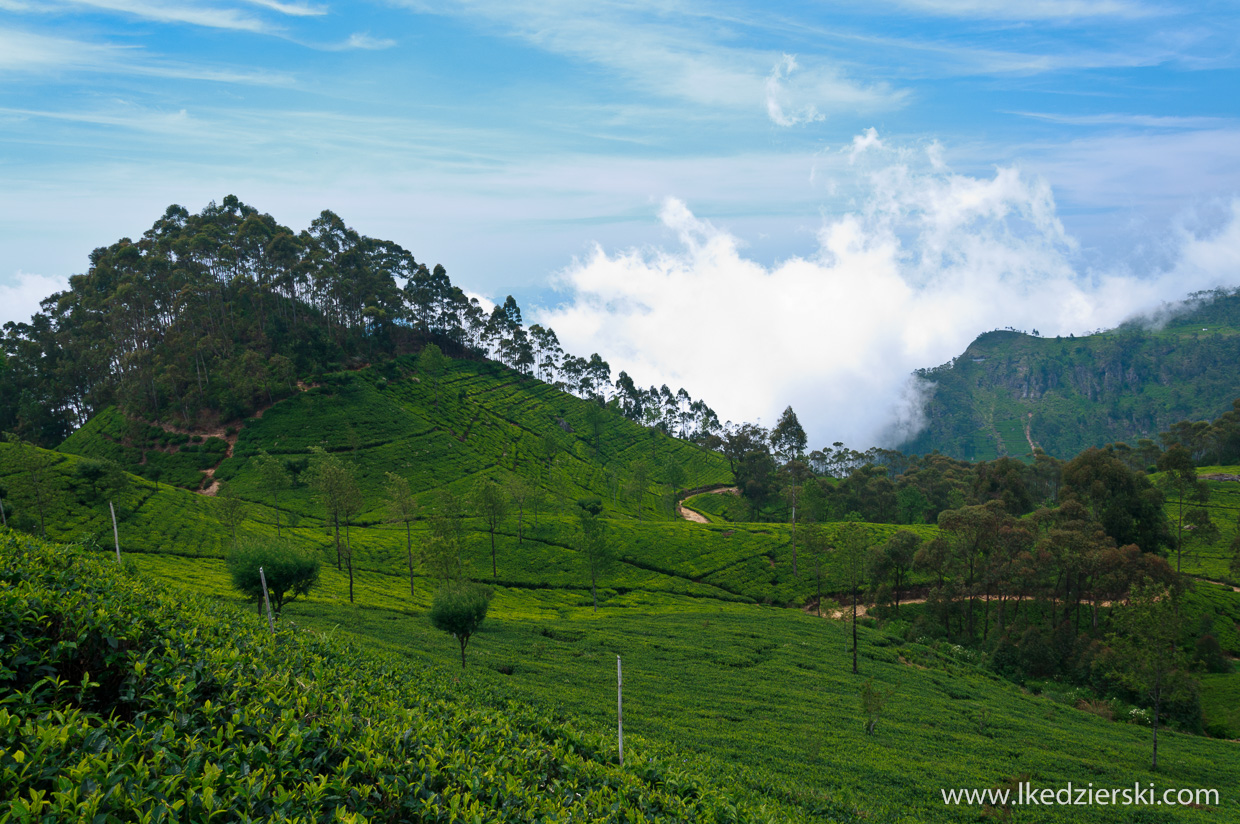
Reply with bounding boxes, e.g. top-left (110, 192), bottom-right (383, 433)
top-left (900, 288), bottom-right (1240, 461)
